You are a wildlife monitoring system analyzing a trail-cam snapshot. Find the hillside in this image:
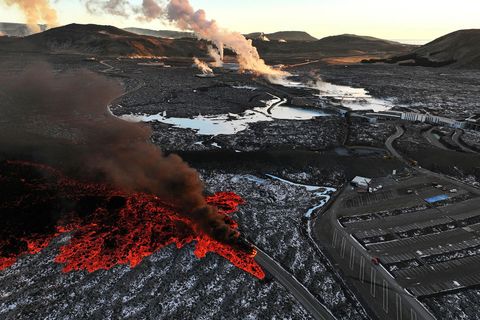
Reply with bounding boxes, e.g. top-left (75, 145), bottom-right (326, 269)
top-left (124, 27), bottom-right (194, 39)
top-left (254, 34), bottom-right (414, 62)
top-left (0, 24), bottom-right (206, 57)
top-left (316, 34), bottom-right (409, 52)
top-left (246, 31), bottom-right (317, 42)
top-left (414, 29), bottom-right (480, 68)
top-left (0, 24), bottom-right (415, 63)
top-left (363, 29), bottom-right (480, 68)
